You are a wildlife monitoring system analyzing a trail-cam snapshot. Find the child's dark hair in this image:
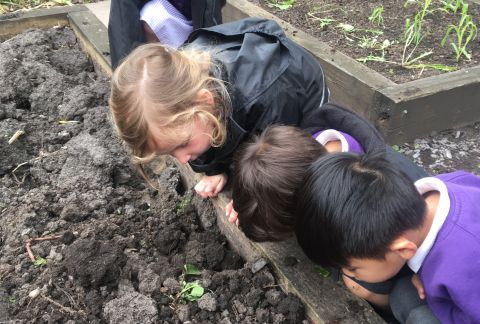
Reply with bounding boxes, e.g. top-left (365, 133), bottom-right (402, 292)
top-left (295, 152), bottom-right (426, 267)
top-left (232, 125), bottom-right (327, 242)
